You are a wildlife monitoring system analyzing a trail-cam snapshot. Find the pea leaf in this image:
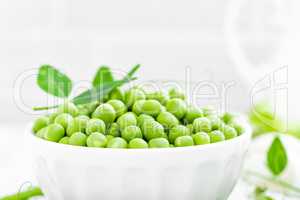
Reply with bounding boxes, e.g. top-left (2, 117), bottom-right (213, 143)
top-left (37, 65), bottom-right (72, 98)
top-left (267, 137), bottom-right (288, 176)
top-left (92, 66), bottom-right (114, 87)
